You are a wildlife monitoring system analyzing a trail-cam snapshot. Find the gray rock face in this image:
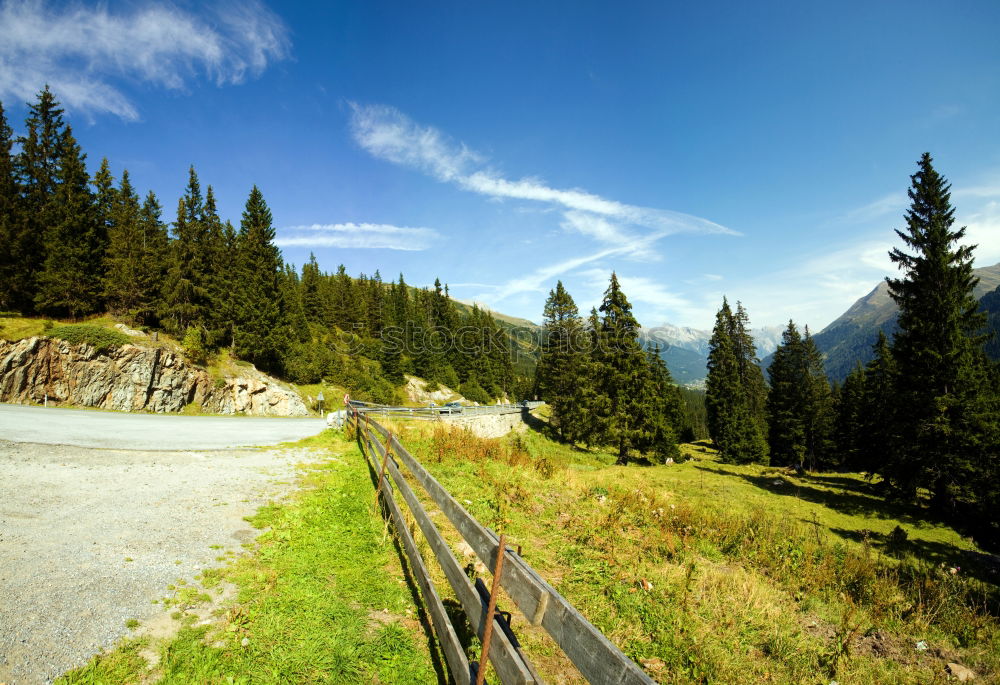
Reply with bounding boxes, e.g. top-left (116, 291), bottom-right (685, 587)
top-left (0, 337), bottom-right (308, 416)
